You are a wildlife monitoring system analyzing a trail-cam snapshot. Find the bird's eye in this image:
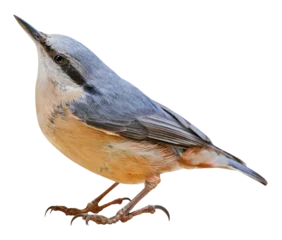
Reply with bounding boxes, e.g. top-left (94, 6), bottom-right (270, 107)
top-left (54, 55), bottom-right (66, 65)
